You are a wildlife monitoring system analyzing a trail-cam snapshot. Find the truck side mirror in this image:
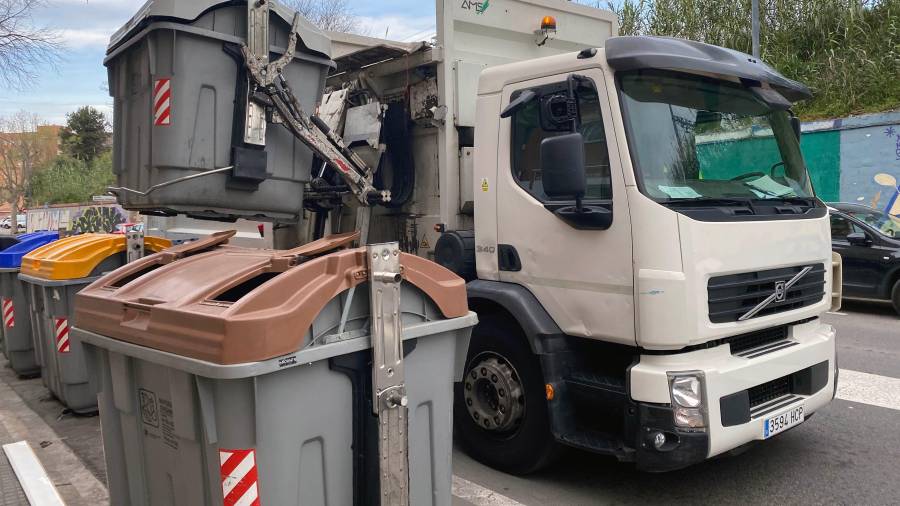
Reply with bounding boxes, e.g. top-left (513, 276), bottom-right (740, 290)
top-left (541, 133), bottom-right (586, 200)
